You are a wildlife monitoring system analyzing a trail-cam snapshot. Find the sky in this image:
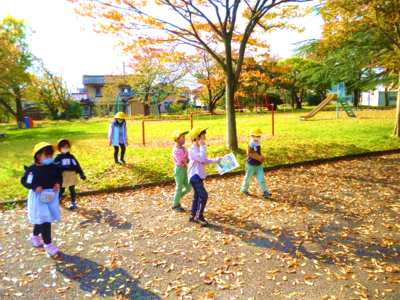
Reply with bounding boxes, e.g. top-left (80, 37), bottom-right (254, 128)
top-left (0, 0), bottom-right (323, 92)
